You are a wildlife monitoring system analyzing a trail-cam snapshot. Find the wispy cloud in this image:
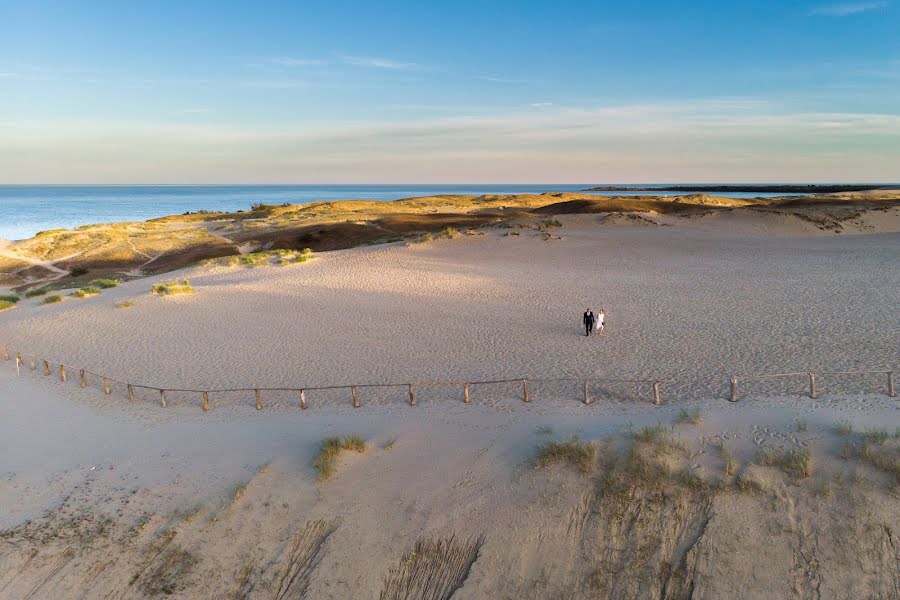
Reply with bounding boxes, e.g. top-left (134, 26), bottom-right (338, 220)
top-left (0, 72), bottom-right (21, 79)
top-left (238, 79), bottom-right (311, 89)
top-left (810, 1), bottom-right (888, 16)
top-left (339, 55), bottom-right (418, 70)
top-left (474, 75), bottom-right (532, 84)
top-left (260, 56), bottom-right (327, 67)
top-left (529, 102), bottom-right (553, 108)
